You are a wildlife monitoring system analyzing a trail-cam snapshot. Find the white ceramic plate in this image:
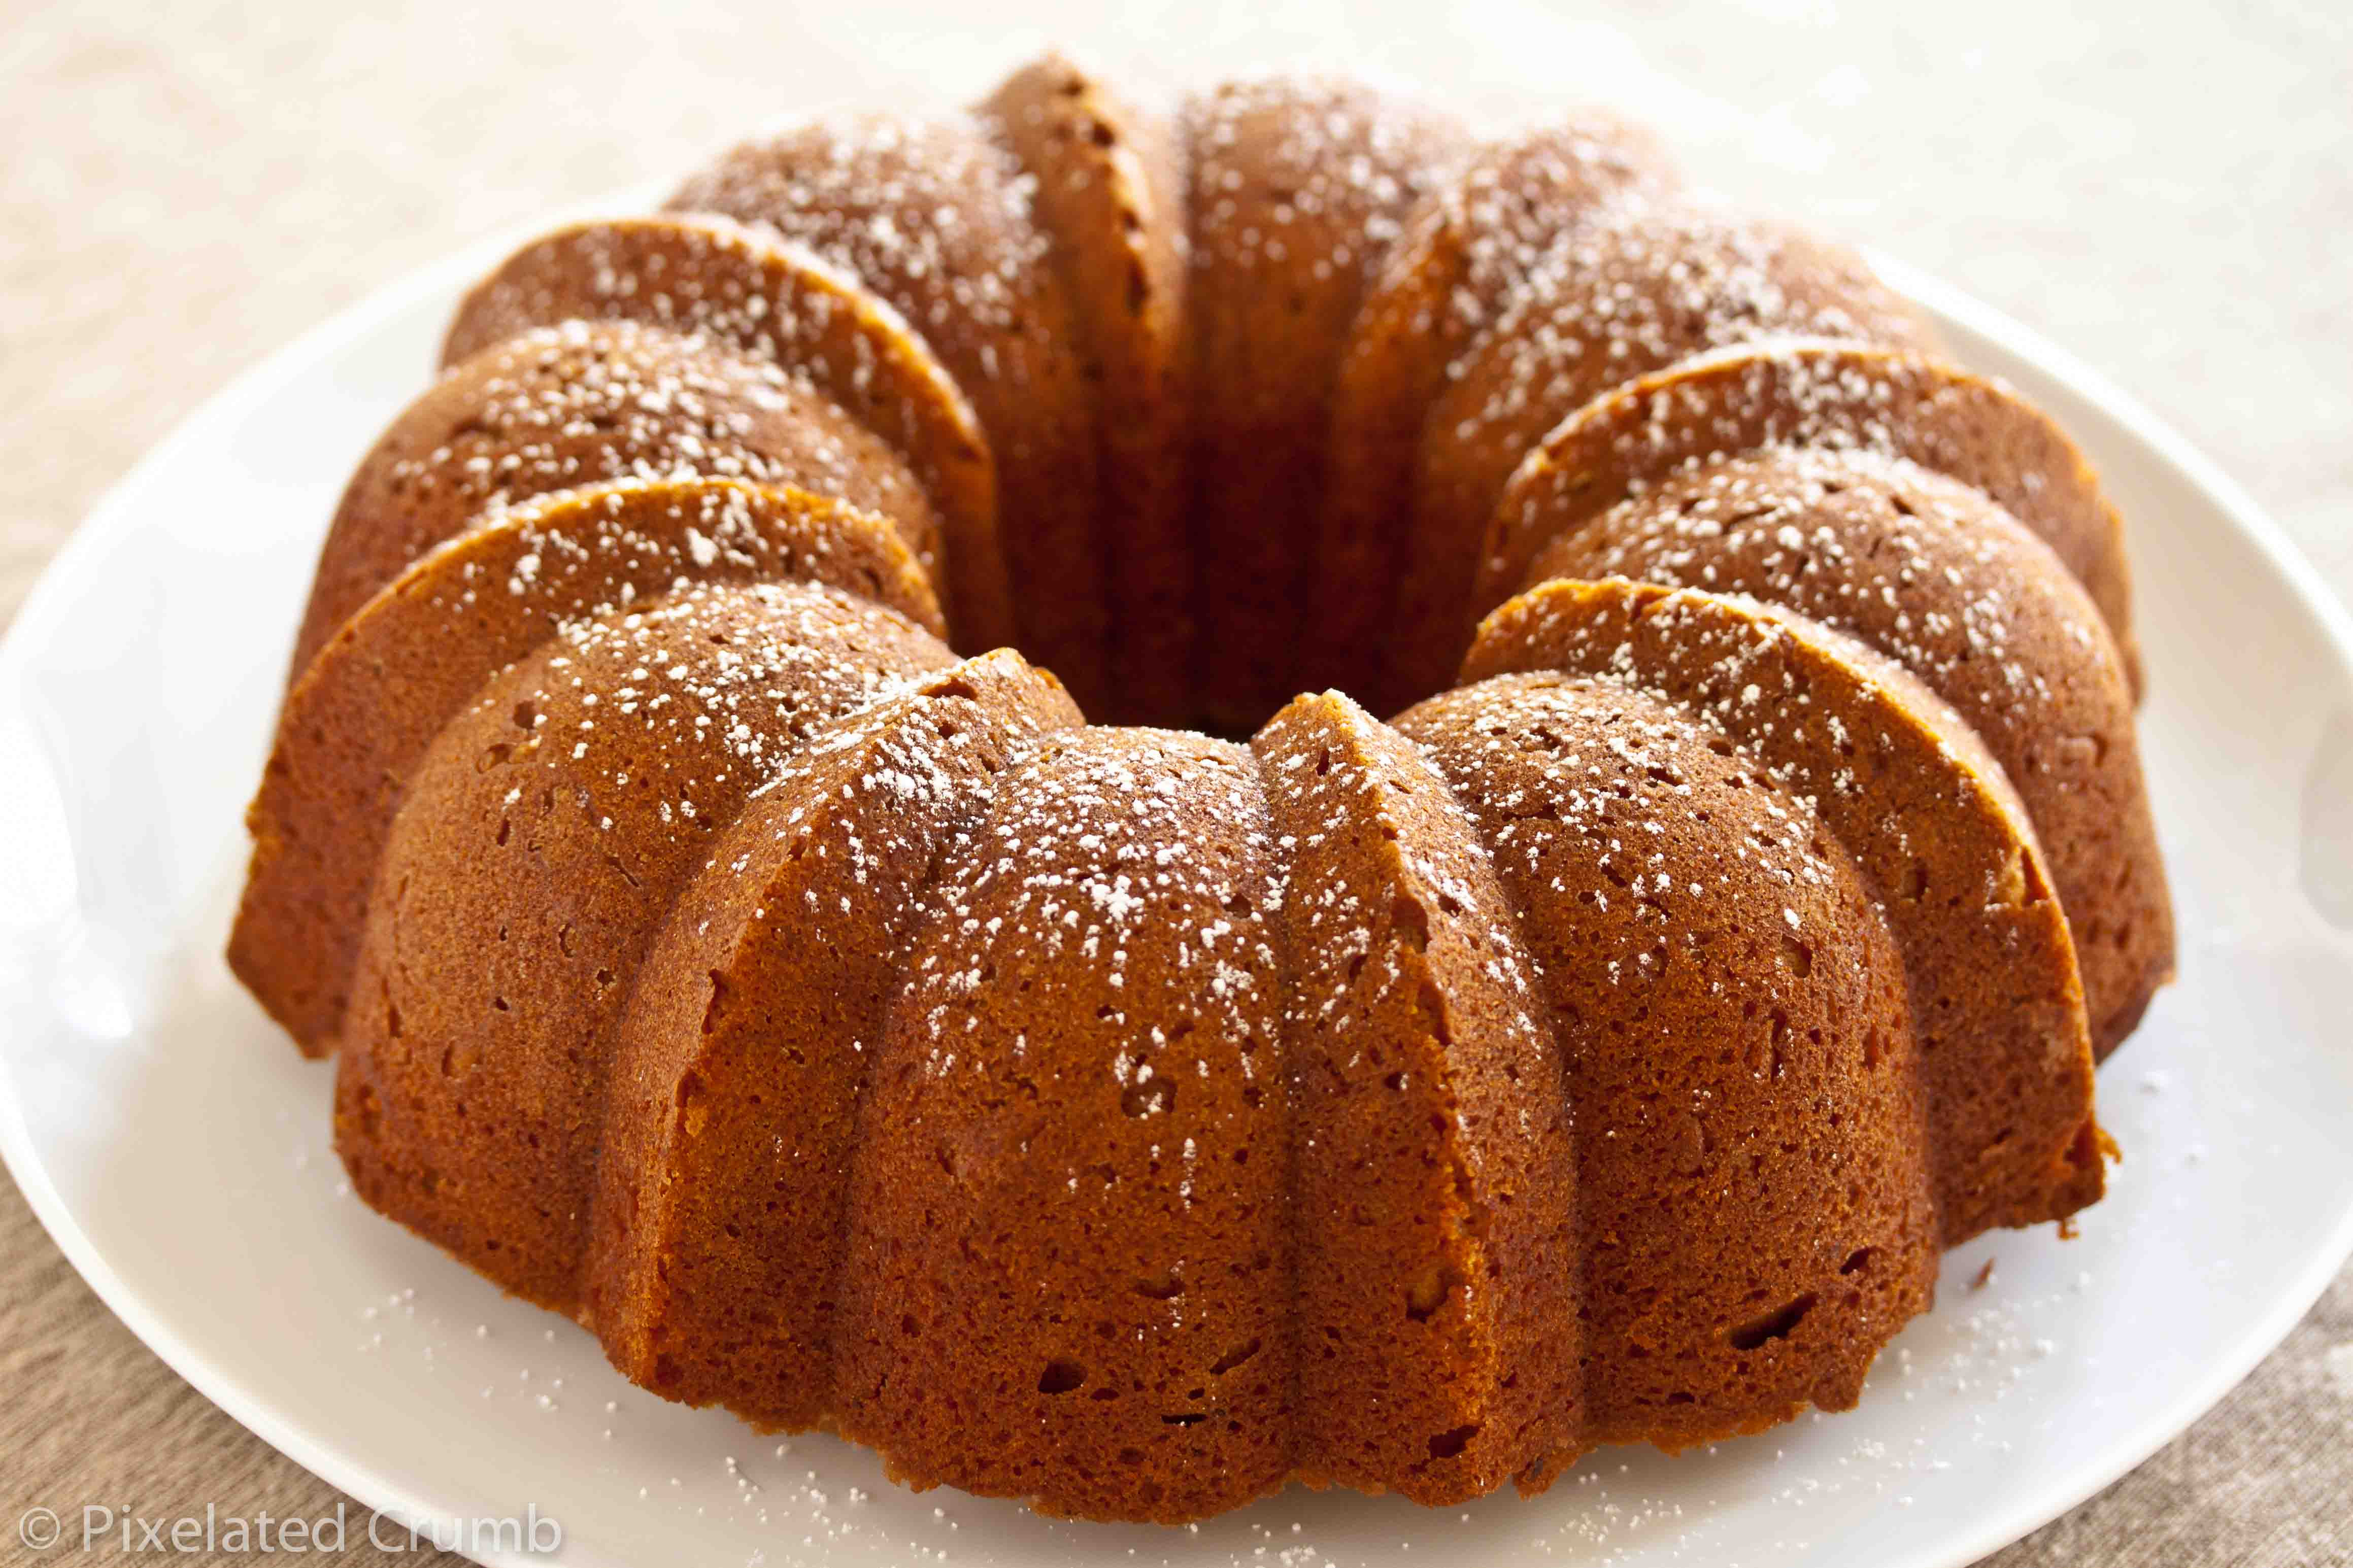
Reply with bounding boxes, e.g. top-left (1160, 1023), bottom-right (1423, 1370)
top-left (4, 220), bottom-right (2351, 1568)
